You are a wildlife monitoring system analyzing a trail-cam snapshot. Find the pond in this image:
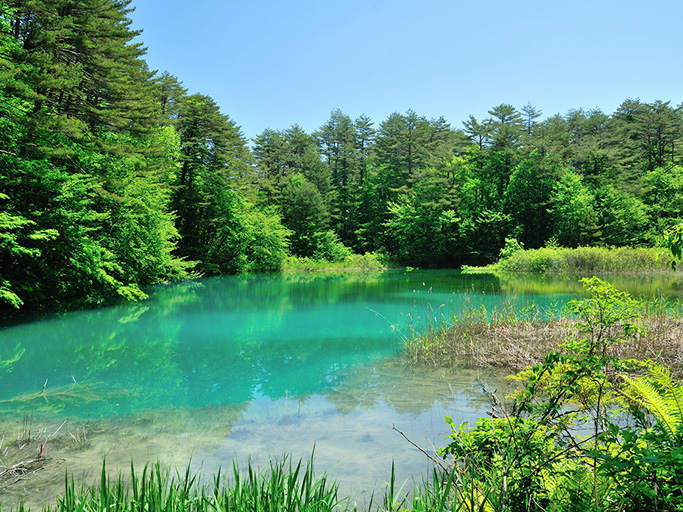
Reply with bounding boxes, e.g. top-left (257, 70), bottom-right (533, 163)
top-left (0, 269), bottom-right (680, 508)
